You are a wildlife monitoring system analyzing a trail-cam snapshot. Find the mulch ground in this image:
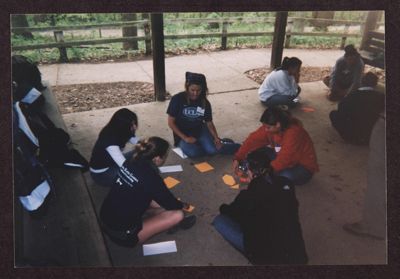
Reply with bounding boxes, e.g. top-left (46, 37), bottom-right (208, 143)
top-left (52, 65), bottom-right (385, 114)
